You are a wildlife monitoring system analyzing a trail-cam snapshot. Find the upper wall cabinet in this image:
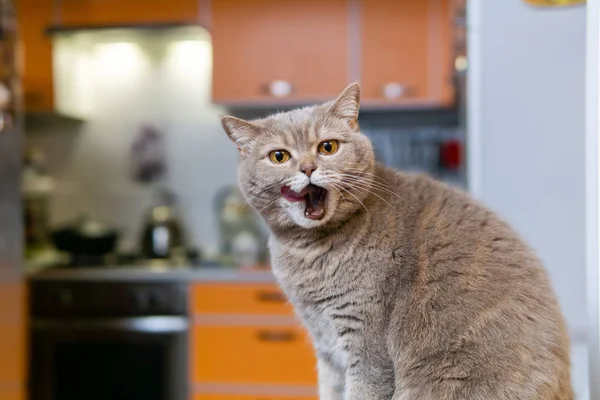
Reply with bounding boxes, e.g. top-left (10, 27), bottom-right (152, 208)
top-left (18, 0), bottom-right (55, 112)
top-left (59, 0), bottom-right (201, 26)
top-left (360, 0), bottom-right (454, 107)
top-left (211, 0), bottom-right (456, 109)
top-left (211, 0), bottom-right (350, 105)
